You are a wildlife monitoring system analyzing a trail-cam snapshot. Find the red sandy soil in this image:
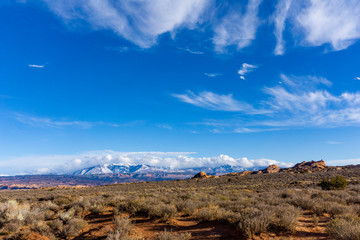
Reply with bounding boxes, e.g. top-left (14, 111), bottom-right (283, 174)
top-left (70, 210), bottom-right (332, 240)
